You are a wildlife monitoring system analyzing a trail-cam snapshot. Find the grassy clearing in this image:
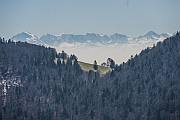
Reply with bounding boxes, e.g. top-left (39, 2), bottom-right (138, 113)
top-left (78, 61), bottom-right (111, 74)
